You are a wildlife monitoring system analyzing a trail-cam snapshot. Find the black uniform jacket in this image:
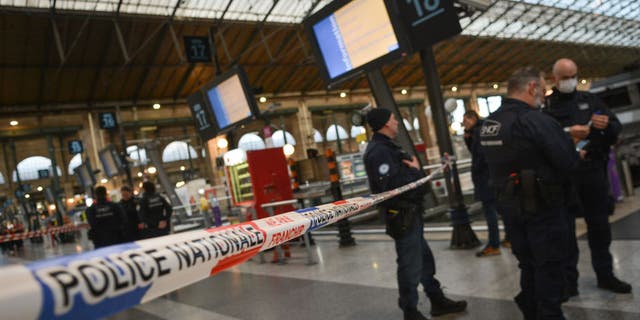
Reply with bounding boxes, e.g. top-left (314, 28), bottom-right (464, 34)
top-left (363, 132), bottom-right (426, 210)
